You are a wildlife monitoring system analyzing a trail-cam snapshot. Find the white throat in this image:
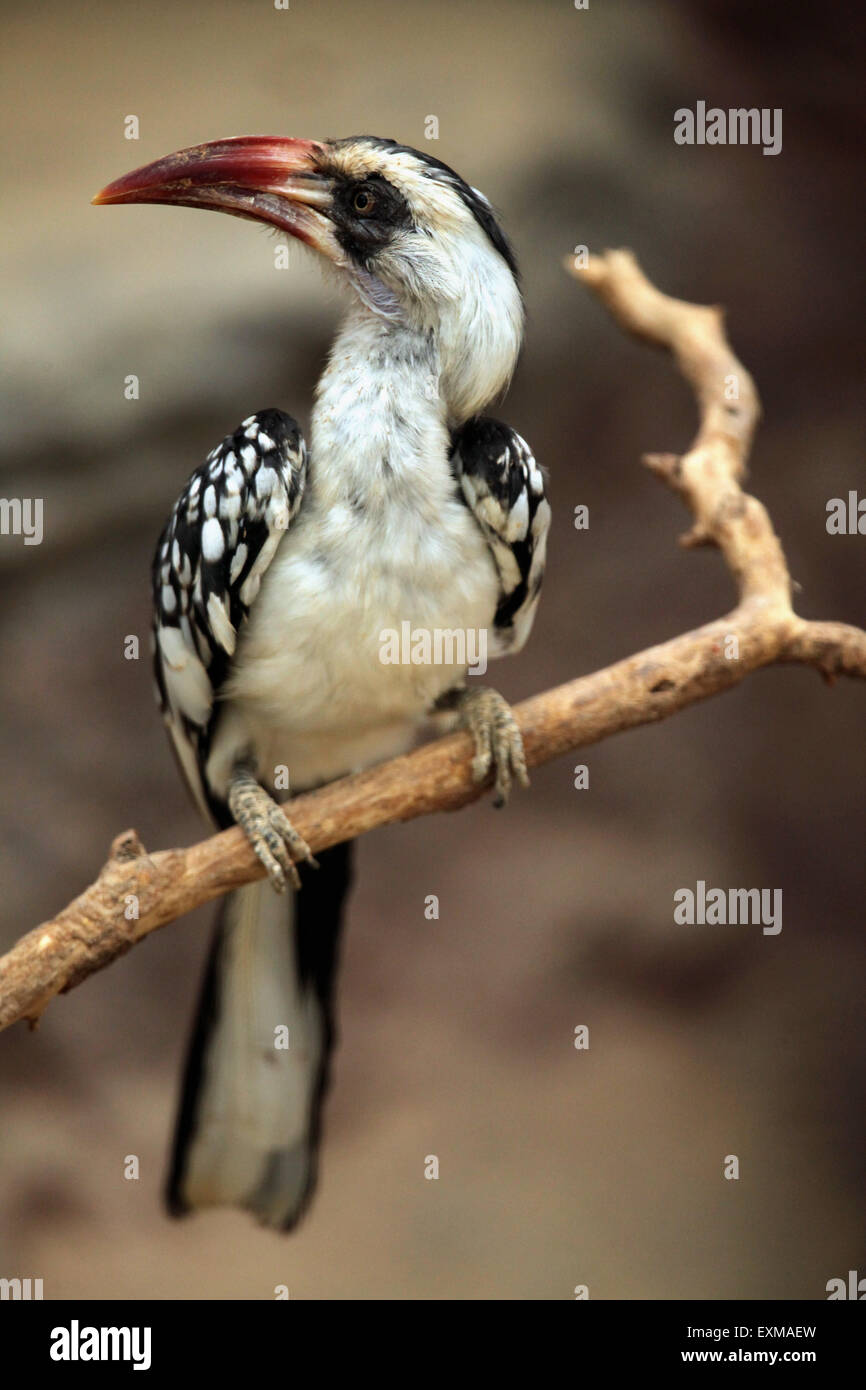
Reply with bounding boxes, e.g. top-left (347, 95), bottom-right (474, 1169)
top-left (311, 244), bottom-right (523, 504)
top-left (310, 306), bottom-right (446, 507)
